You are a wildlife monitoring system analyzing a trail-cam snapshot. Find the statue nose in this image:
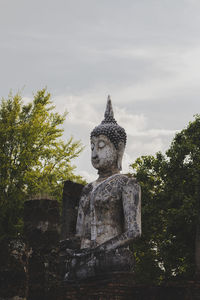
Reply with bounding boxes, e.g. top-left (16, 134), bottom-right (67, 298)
top-left (92, 149), bottom-right (98, 159)
top-left (92, 154), bottom-right (98, 160)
